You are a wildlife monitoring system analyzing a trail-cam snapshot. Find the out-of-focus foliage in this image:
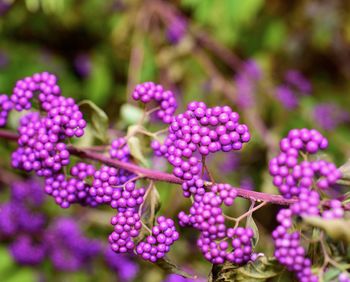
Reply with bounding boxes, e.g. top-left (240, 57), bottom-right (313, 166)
top-left (1, 0), bottom-right (350, 281)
